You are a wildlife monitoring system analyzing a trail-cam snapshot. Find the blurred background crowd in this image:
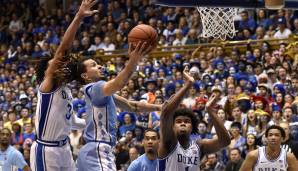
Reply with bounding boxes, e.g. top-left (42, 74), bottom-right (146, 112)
top-left (1, 0), bottom-right (298, 170)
